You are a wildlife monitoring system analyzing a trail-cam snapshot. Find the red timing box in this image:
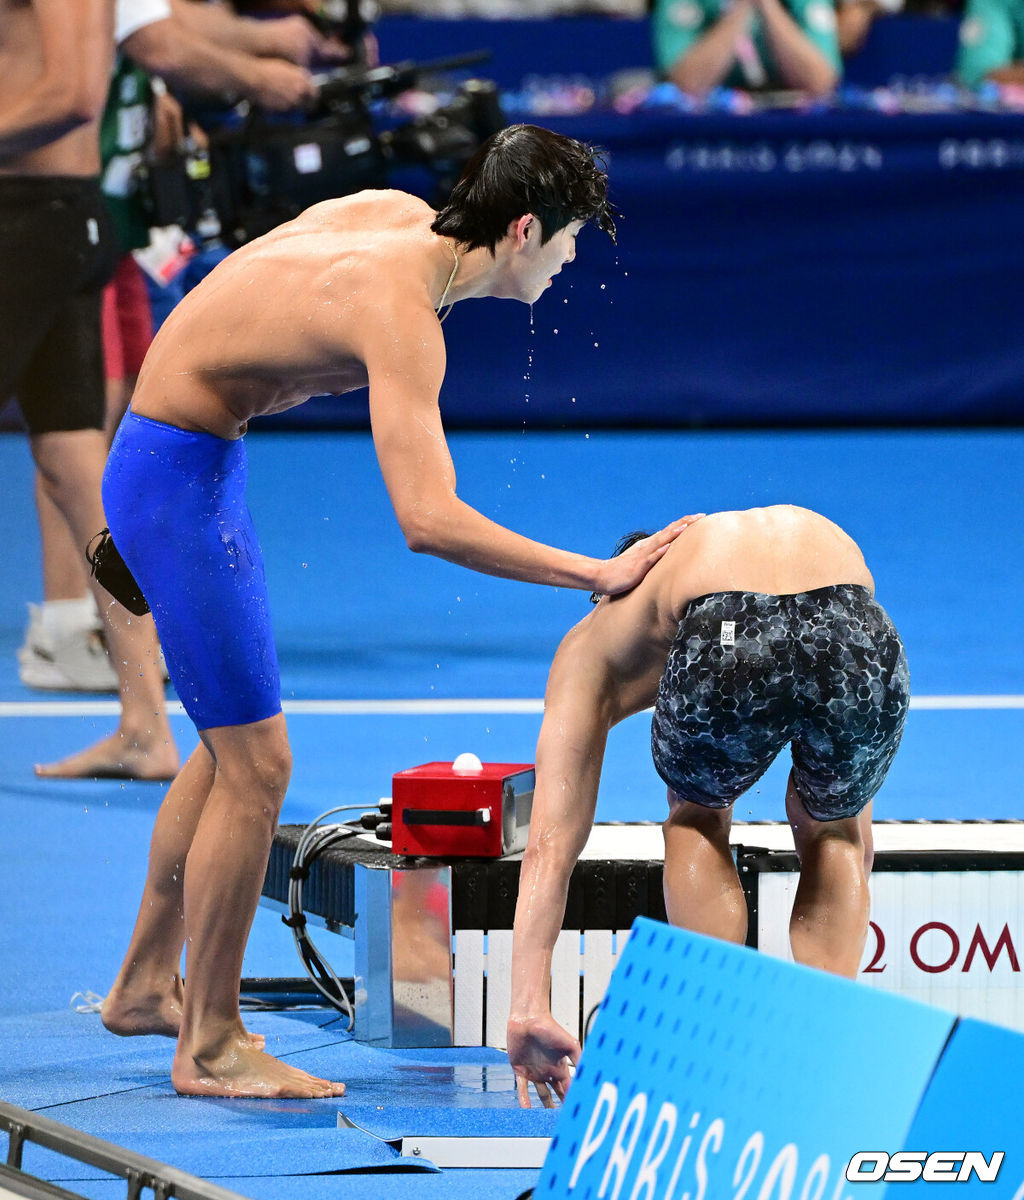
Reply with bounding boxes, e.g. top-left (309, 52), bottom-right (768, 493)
top-left (391, 761), bottom-right (535, 858)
